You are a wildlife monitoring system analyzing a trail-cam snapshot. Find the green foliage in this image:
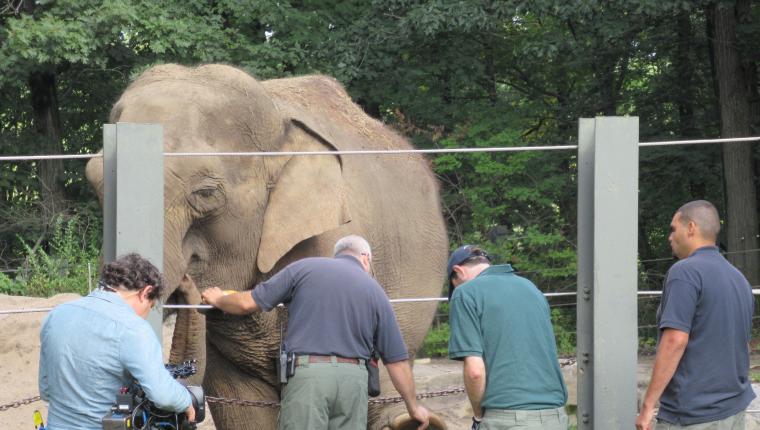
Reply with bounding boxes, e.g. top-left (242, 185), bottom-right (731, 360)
top-left (421, 322), bottom-right (450, 358)
top-left (1, 214), bottom-right (100, 297)
top-left (551, 308), bottom-right (577, 356)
